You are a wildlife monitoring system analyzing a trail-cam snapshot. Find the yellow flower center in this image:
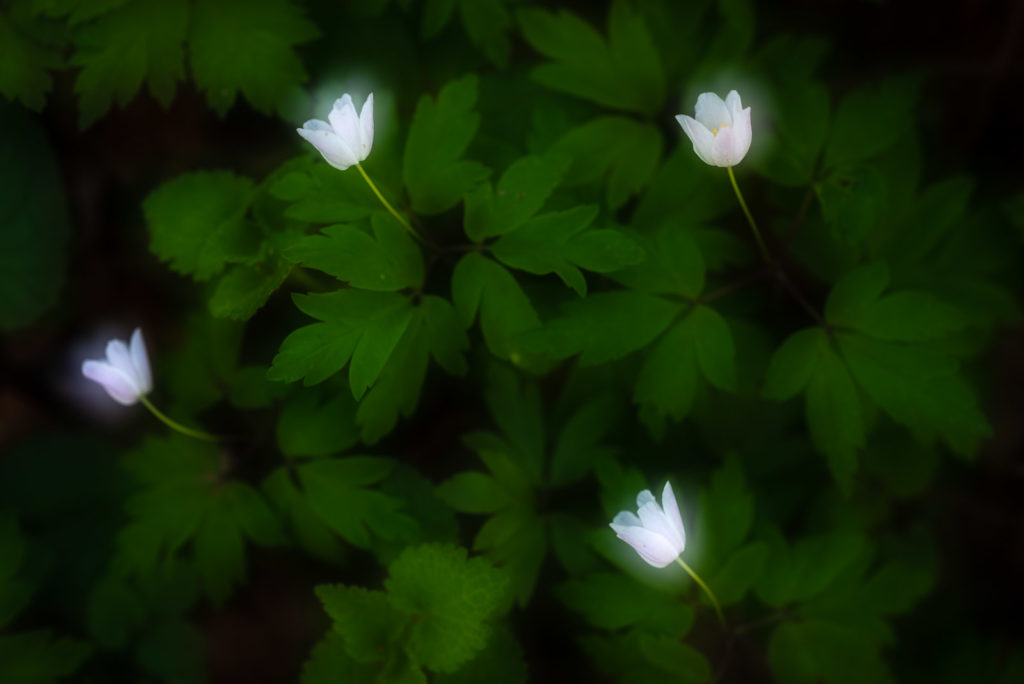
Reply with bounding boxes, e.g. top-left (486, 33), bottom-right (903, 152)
top-left (711, 123), bottom-right (730, 136)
